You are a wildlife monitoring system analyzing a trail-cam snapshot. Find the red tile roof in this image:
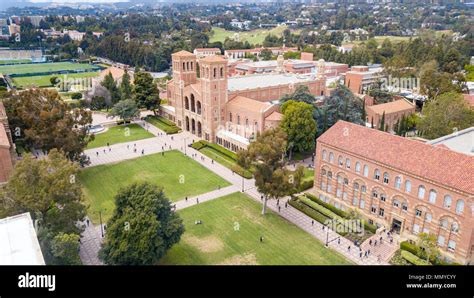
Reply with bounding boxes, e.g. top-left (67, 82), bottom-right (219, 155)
top-left (0, 123), bottom-right (10, 148)
top-left (317, 120), bottom-right (474, 195)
